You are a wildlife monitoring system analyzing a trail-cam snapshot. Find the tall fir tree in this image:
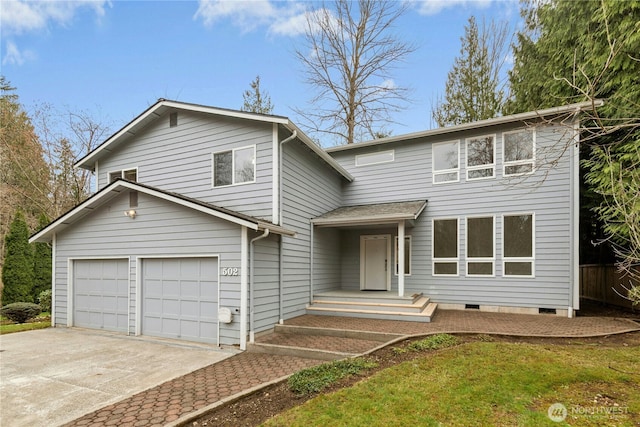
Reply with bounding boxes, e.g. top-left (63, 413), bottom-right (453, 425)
top-left (32, 213), bottom-right (52, 301)
top-left (507, 0), bottom-right (640, 289)
top-left (1, 211), bottom-right (35, 305)
top-left (432, 16), bottom-right (510, 127)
